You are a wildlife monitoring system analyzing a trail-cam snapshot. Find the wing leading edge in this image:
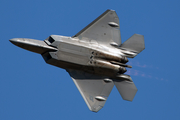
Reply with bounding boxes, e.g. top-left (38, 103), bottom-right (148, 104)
top-left (73, 9), bottom-right (121, 46)
top-left (67, 69), bottom-right (114, 112)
